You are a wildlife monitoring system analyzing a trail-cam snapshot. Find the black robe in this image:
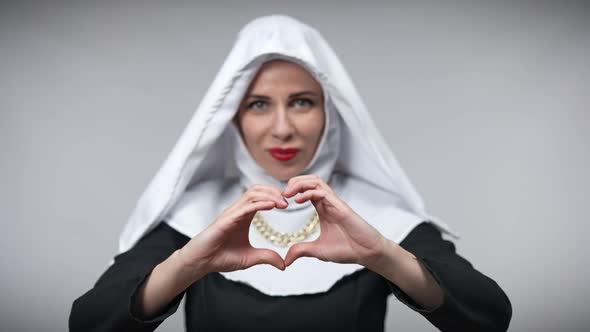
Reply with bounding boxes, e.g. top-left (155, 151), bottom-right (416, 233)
top-left (69, 222), bottom-right (512, 331)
